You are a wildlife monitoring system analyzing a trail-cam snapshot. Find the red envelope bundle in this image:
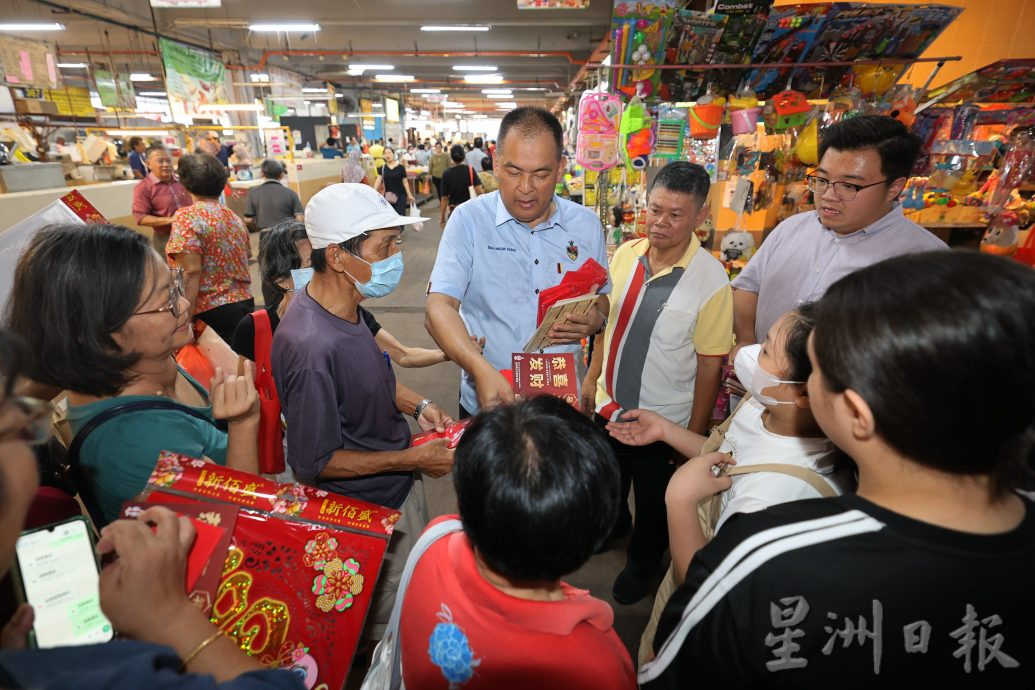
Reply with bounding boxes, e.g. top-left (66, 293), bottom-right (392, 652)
top-left (409, 418), bottom-right (473, 449)
top-left (536, 258), bottom-right (608, 325)
top-left (140, 451), bottom-right (401, 690)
